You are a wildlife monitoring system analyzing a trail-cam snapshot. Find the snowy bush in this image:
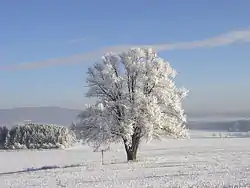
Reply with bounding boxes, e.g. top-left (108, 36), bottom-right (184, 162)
top-left (4, 123), bottom-right (77, 149)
